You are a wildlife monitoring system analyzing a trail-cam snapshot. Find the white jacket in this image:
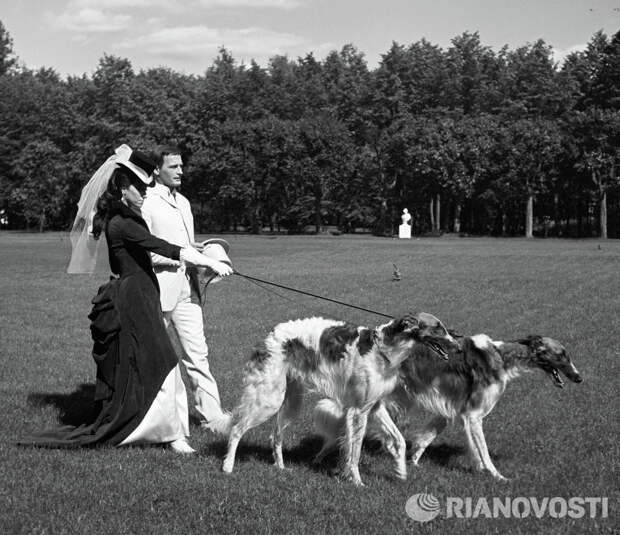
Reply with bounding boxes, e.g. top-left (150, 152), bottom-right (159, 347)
top-left (142, 183), bottom-right (198, 311)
